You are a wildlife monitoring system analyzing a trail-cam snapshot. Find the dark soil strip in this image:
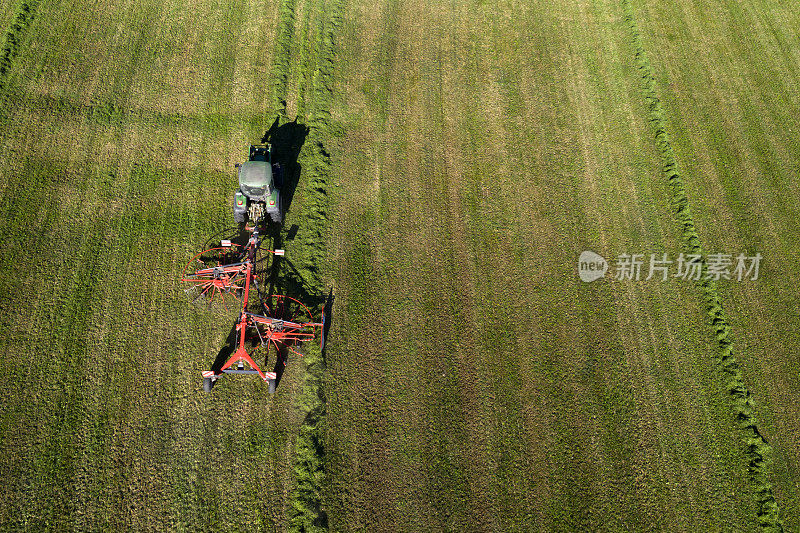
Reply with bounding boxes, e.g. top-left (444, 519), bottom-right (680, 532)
top-left (621, 0), bottom-right (782, 529)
